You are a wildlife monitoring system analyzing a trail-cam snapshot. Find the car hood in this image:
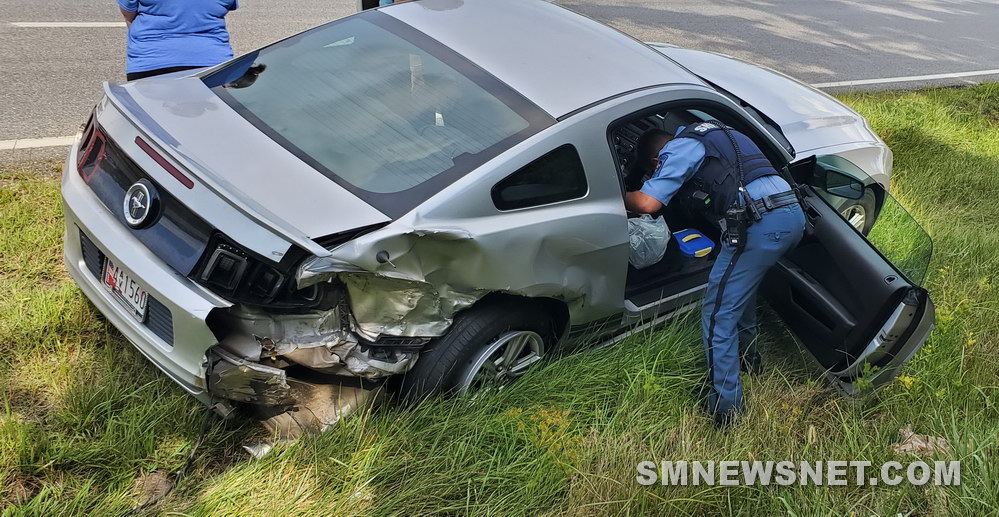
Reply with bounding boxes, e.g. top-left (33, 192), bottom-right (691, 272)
top-left (650, 45), bottom-right (882, 153)
top-left (105, 76), bottom-right (391, 246)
